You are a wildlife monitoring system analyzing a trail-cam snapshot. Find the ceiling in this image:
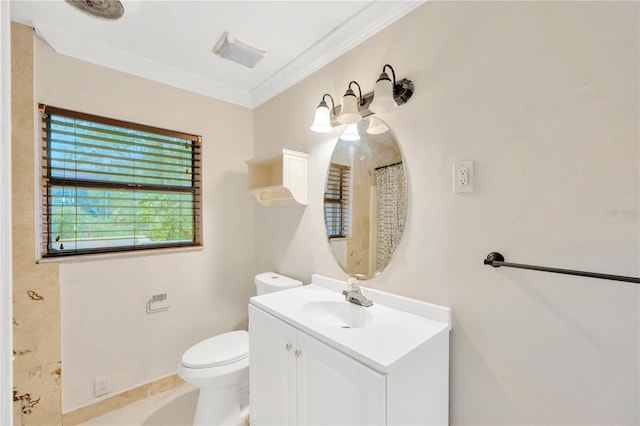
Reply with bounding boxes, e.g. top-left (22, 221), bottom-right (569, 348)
top-left (10, 0), bottom-right (424, 108)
